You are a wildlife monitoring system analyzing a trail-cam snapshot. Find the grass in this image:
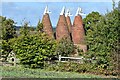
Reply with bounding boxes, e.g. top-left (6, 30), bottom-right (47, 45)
top-left (0, 66), bottom-right (104, 78)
